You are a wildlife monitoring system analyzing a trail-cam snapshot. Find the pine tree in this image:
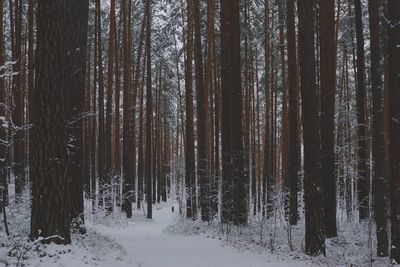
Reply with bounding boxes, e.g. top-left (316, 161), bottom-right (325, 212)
top-left (145, 0), bottom-right (153, 219)
top-left (122, 0), bottom-right (134, 218)
top-left (297, 0), bottom-right (325, 256)
top-left (286, 0), bottom-right (299, 225)
top-left (185, 0), bottom-right (196, 219)
top-left (193, 0), bottom-right (209, 222)
top-left (65, 0), bottom-right (89, 225)
top-left (368, 0), bottom-right (388, 257)
top-left (388, 0), bottom-right (400, 262)
top-left (221, 0), bottom-right (246, 225)
top-left (31, 0), bottom-right (81, 244)
top-left (319, 0), bottom-right (337, 238)
top-left (354, 0), bottom-right (369, 221)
